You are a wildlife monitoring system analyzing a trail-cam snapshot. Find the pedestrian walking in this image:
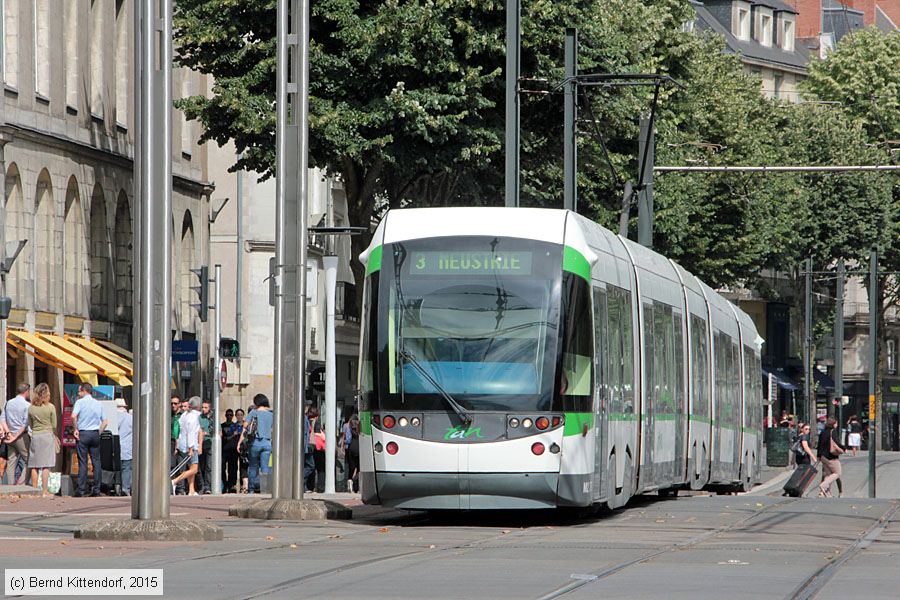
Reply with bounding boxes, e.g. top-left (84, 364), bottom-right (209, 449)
top-left (235, 408), bottom-right (249, 493)
top-left (238, 394), bottom-right (272, 494)
top-left (221, 409), bottom-right (239, 493)
top-left (171, 396), bottom-right (203, 496)
top-left (847, 416), bottom-right (861, 457)
top-left (72, 383), bottom-right (108, 497)
top-left (305, 406), bottom-right (320, 492)
top-left (793, 423), bottom-right (817, 465)
top-left (27, 383), bottom-right (58, 497)
top-left (116, 398), bottom-right (133, 495)
top-left (817, 417), bottom-right (845, 498)
top-left (346, 415), bottom-right (360, 493)
top-left (170, 394), bottom-right (185, 494)
top-left (3, 383), bottom-right (31, 485)
top-left (198, 401), bottom-right (214, 494)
